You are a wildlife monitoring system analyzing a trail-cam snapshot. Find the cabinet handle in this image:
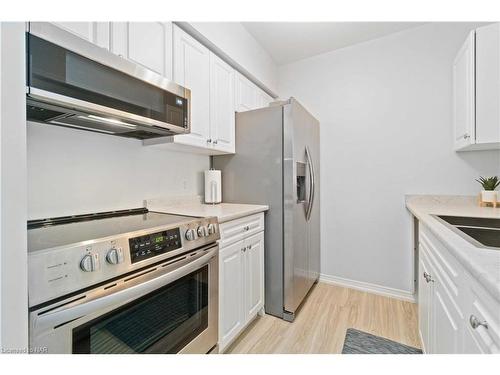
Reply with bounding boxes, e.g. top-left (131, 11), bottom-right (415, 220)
top-left (243, 226), bottom-right (250, 231)
top-left (213, 139), bottom-right (218, 145)
top-left (207, 138), bottom-right (212, 144)
top-left (241, 247), bottom-right (247, 252)
top-left (463, 134), bottom-right (470, 139)
top-left (423, 272), bottom-right (434, 283)
top-left (248, 244), bottom-right (252, 249)
top-left (469, 315), bottom-right (488, 330)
